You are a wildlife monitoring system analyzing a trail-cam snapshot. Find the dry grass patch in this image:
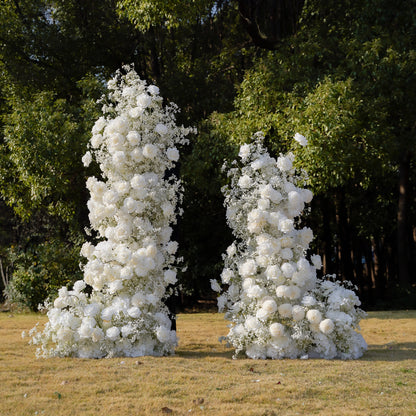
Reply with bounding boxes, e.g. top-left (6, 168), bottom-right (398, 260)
top-left (0, 310), bottom-right (415, 415)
